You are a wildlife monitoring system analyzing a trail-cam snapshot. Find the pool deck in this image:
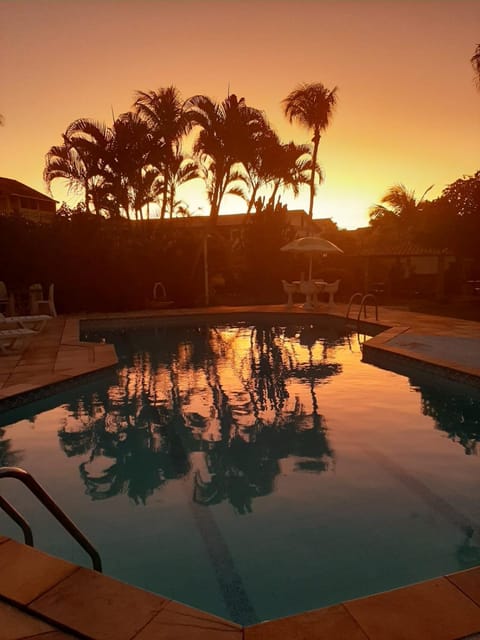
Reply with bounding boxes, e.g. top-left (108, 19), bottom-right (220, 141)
top-left (0, 303), bottom-right (479, 639)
